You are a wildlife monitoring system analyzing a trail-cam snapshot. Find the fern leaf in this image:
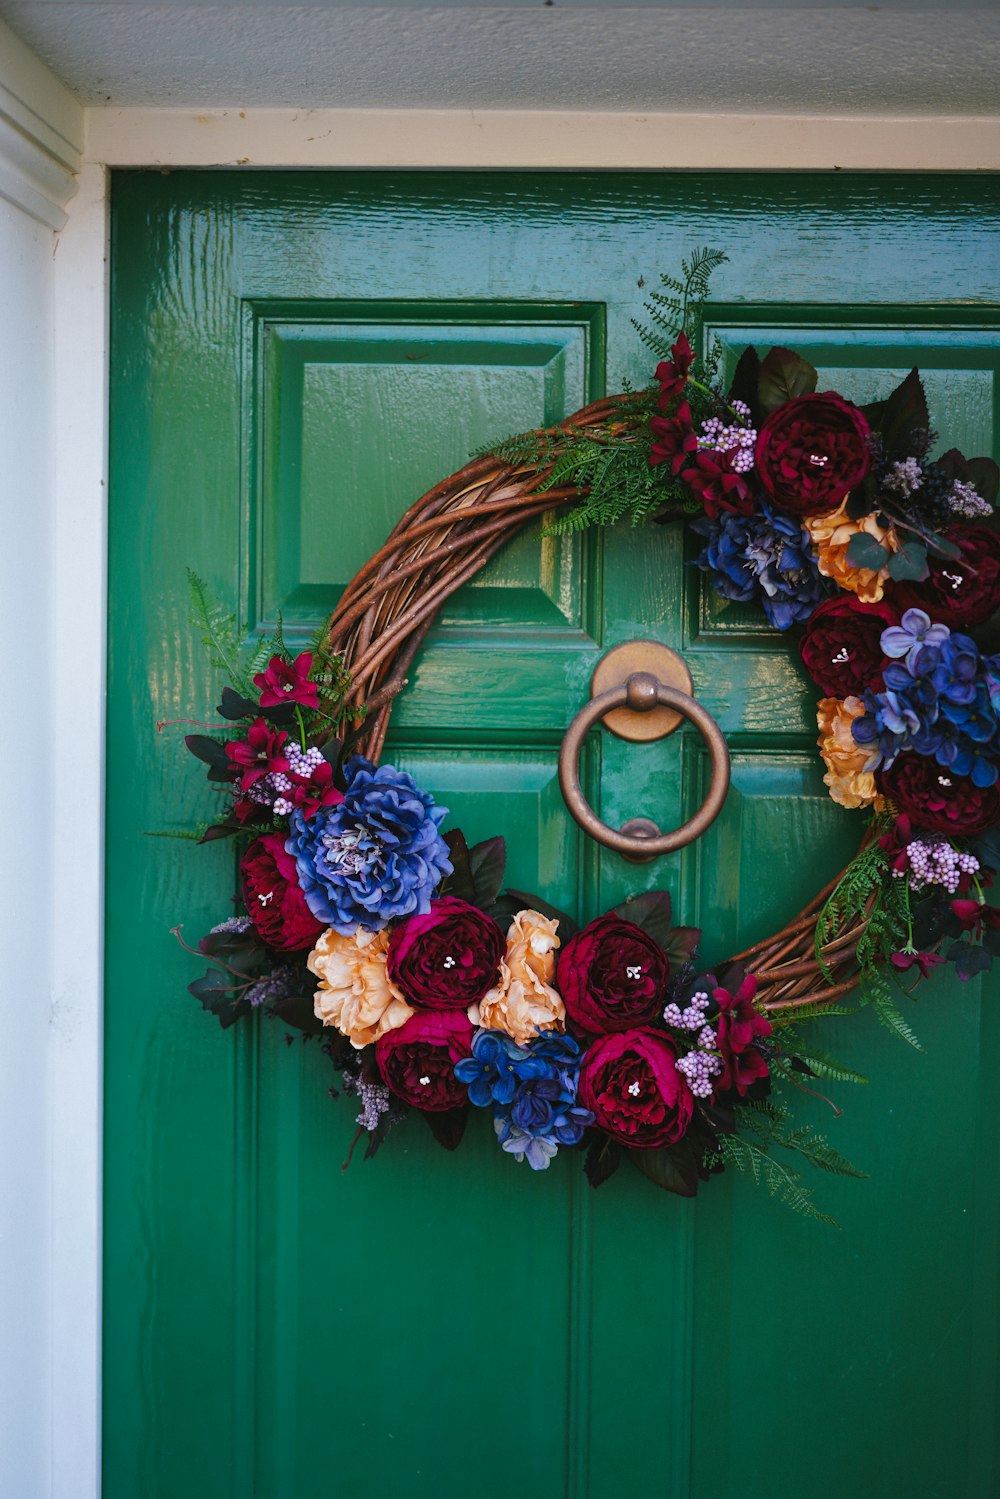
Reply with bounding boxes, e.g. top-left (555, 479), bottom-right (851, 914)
top-left (792, 1049), bottom-right (870, 1086)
